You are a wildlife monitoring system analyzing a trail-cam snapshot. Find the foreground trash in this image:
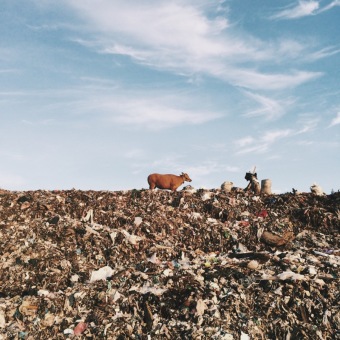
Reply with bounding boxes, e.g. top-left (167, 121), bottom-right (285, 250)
top-left (0, 188), bottom-right (339, 339)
